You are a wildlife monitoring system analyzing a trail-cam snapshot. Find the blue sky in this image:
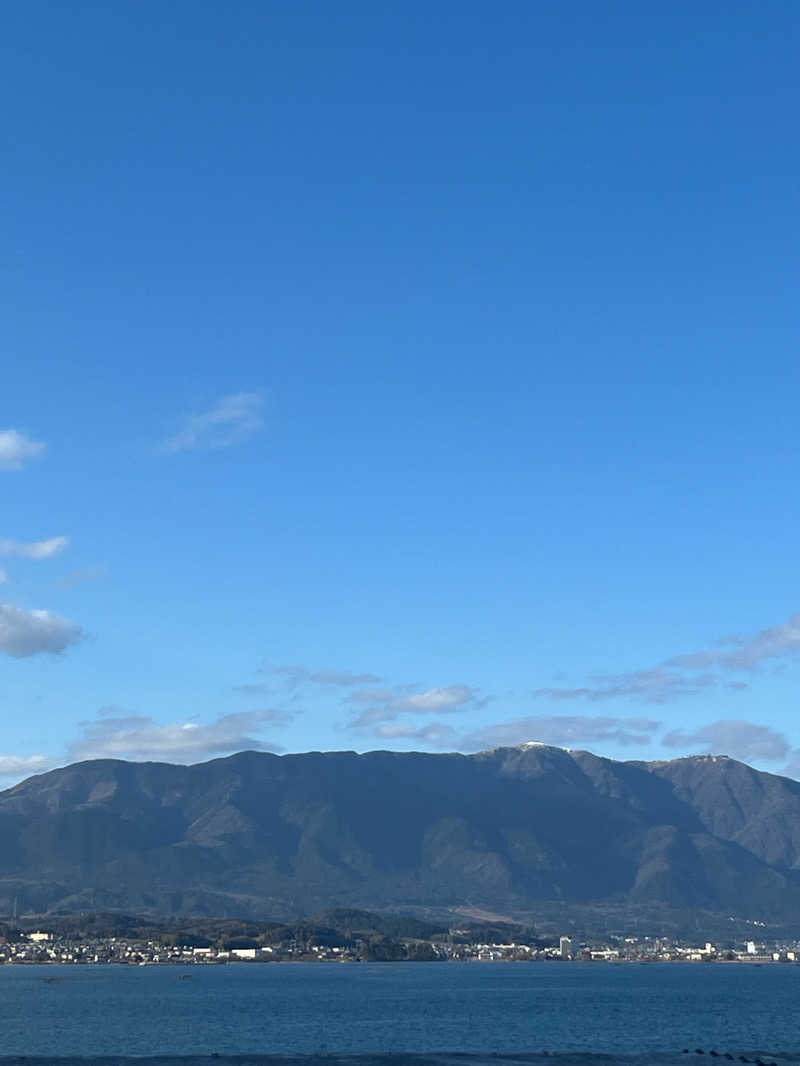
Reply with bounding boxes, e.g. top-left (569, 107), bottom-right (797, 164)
top-left (2, 1), bottom-right (800, 781)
